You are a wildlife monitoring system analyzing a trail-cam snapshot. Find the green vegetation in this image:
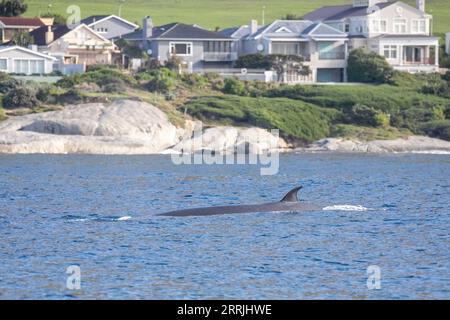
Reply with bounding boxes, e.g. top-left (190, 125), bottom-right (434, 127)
top-left (0, 0), bottom-right (27, 17)
top-left (1, 59), bottom-right (450, 142)
top-left (347, 48), bottom-right (393, 83)
top-left (185, 95), bottom-right (339, 142)
top-left (0, 107), bottom-right (6, 121)
top-left (23, 0), bottom-right (450, 35)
